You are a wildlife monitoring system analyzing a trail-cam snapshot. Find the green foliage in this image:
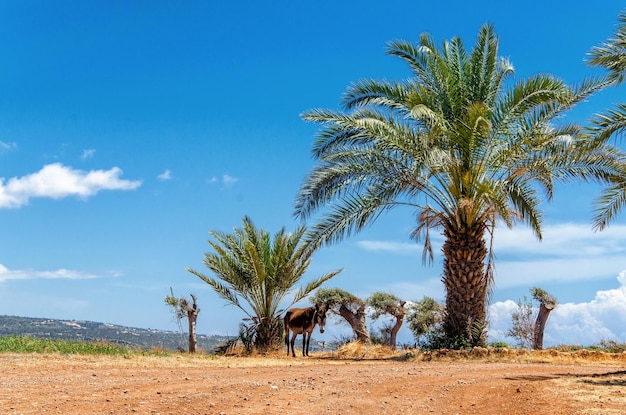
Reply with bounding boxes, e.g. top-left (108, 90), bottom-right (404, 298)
top-left (507, 295), bottom-right (536, 349)
top-left (588, 10), bottom-right (626, 85)
top-left (367, 292), bottom-right (404, 320)
top-left (310, 287), bottom-right (363, 312)
top-left (405, 296), bottom-right (445, 340)
top-left (596, 339), bottom-right (626, 353)
top-left (530, 287), bottom-right (557, 308)
top-left (489, 341), bottom-right (510, 348)
top-left (187, 216), bottom-right (340, 351)
top-left (585, 10), bottom-right (626, 230)
top-left (420, 328), bottom-right (472, 351)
